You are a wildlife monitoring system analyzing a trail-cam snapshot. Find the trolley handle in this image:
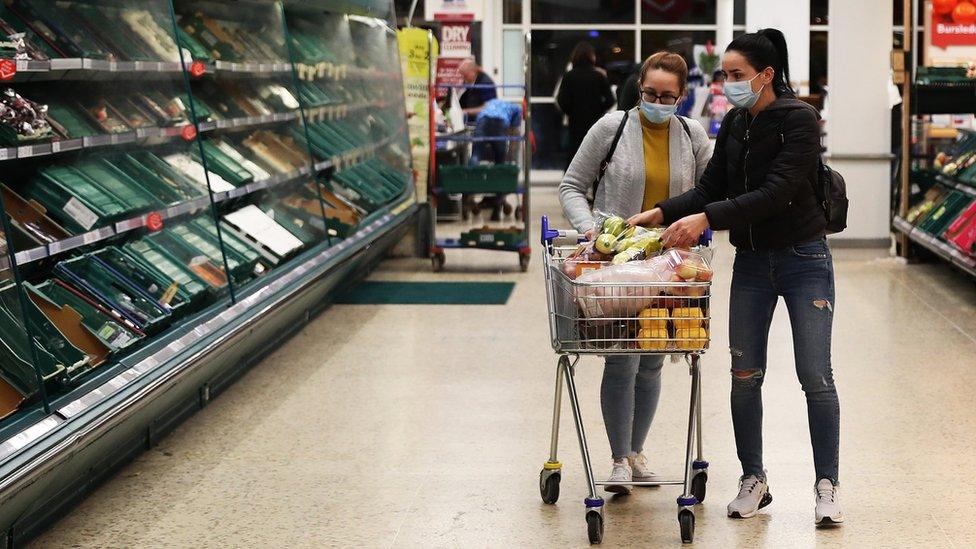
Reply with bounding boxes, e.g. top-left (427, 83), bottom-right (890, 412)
top-left (541, 215), bottom-right (583, 245)
top-left (541, 215), bottom-right (713, 247)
